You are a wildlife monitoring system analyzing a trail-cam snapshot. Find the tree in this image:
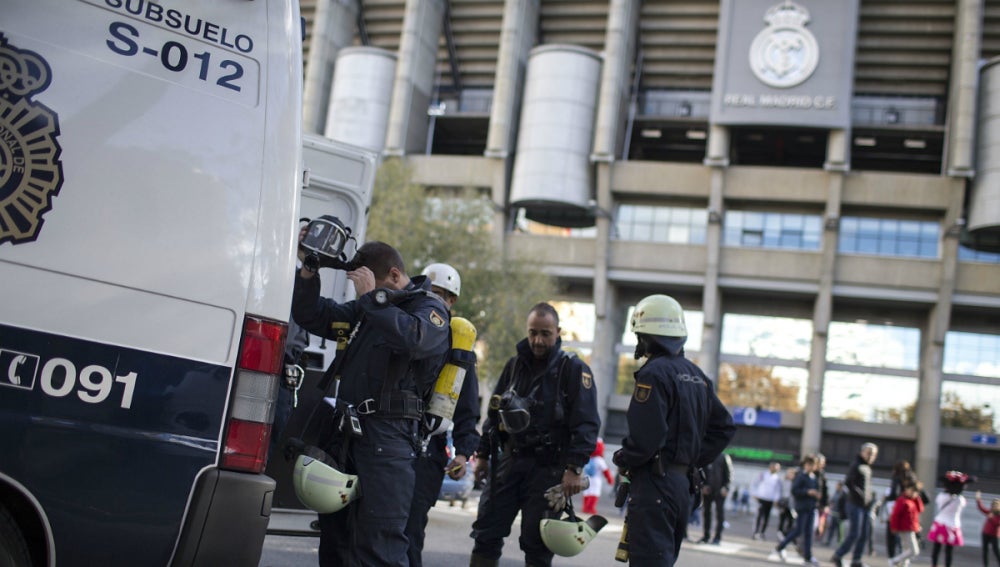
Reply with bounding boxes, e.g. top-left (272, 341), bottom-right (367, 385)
top-left (716, 363), bottom-right (802, 412)
top-left (365, 159), bottom-right (557, 383)
top-left (940, 391), bottom-right (996, 432)
top-left (877, 403), bottom-right (916, 425)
